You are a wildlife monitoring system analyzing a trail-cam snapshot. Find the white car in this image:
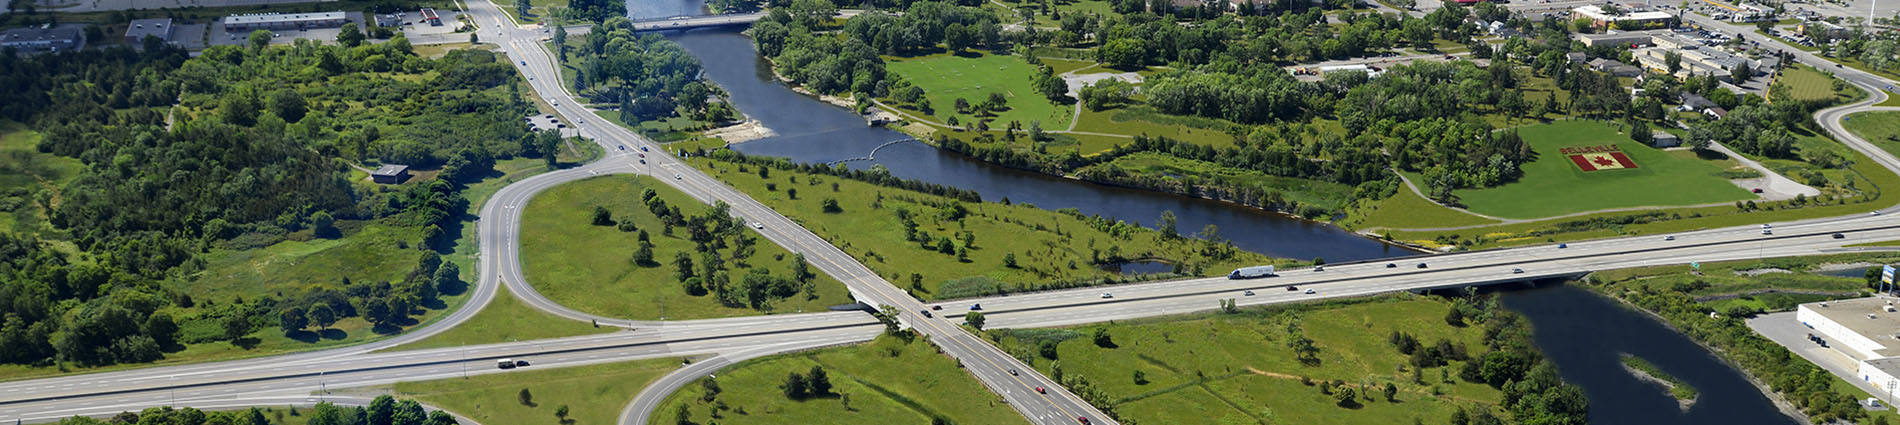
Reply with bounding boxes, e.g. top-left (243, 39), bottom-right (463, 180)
top-left (1100, 293), bottom-right (1112, 299)
top-left (752, 222), bottom-right (764, 230)
top-left (1304, 289), bottom-right (1316, 294)
top-left (674, 173), bottom-right (682, 180)
top-left (1664, 235), bottom-right (1675, 241)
